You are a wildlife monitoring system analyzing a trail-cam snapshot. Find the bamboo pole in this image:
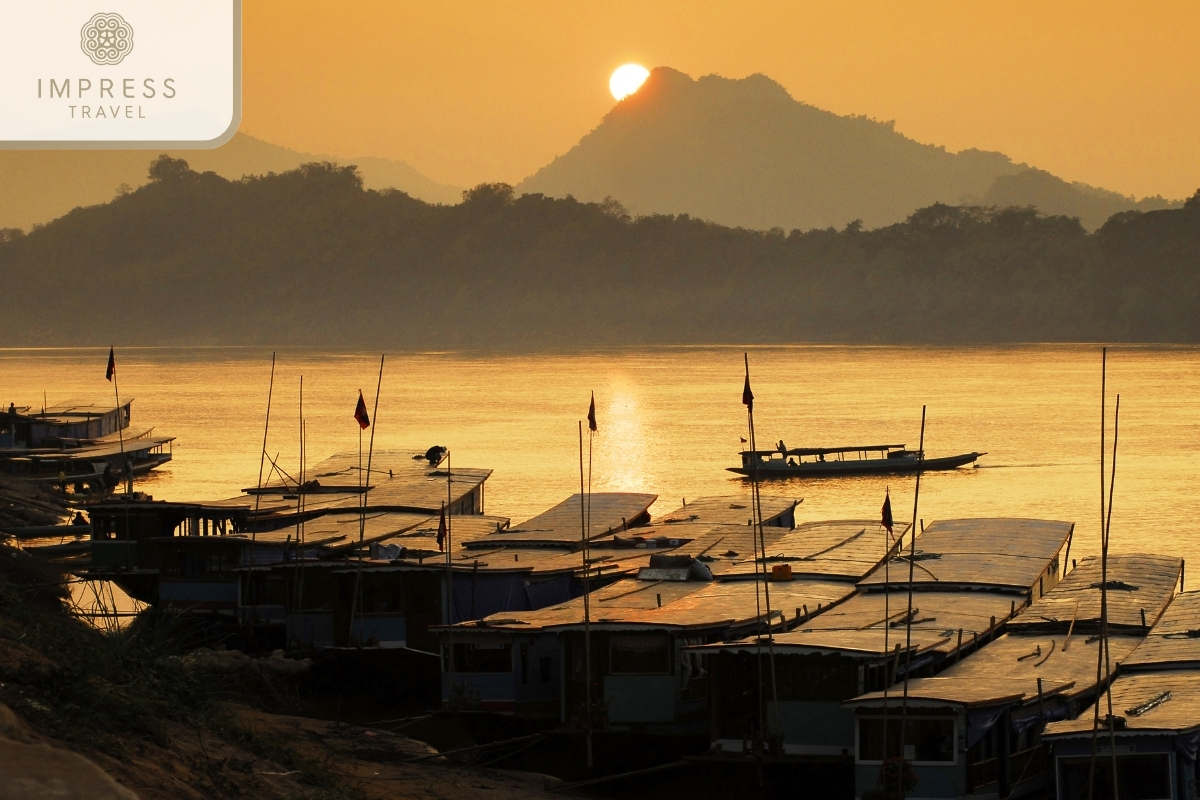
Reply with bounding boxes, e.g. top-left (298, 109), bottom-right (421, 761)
top-left (898, 406), bottom-right (927, 795)
top-left (578, 420), bottom-right (593, 770)
top-left (250, 352), bottom-right (276, 569)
